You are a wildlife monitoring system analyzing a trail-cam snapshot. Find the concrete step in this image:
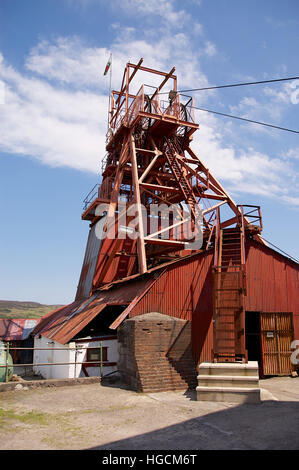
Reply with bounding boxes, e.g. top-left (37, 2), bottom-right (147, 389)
top-left (140, 374), bottom-right (197, 382)
top-left (197, 374), bottom-right (259, 388)
top-left (196, 386), bottom-right (261, 404)
top-left (142, 385), bottom-right (189, 393)
top-left (139, 368), bottom-right (197, 375)
top-left (198, 361), bottom-right (259, 377)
